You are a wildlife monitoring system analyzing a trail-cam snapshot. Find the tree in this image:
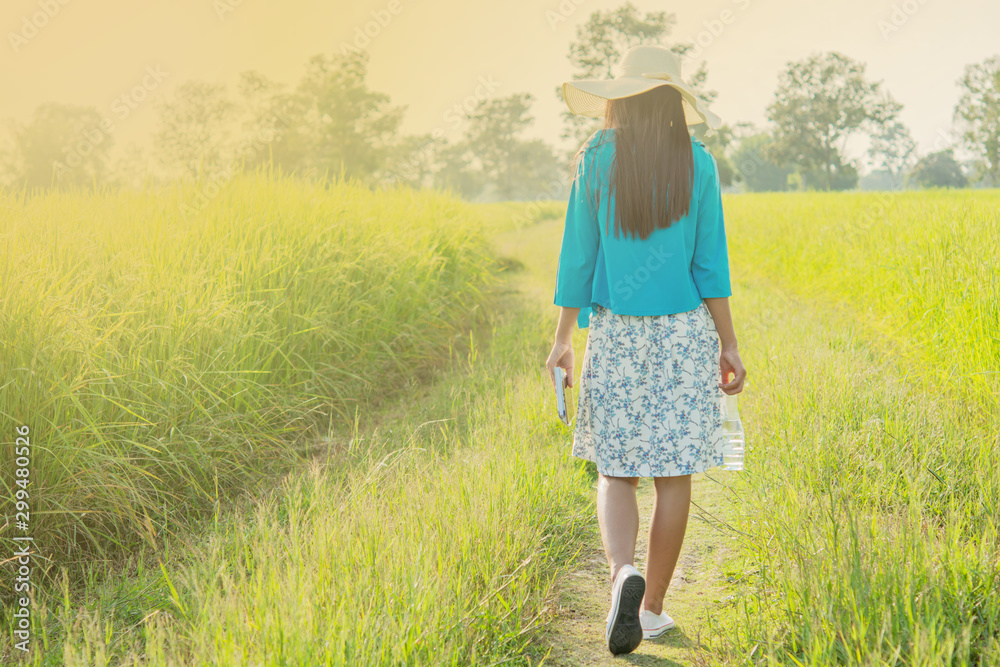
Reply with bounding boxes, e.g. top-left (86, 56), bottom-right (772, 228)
top-left (374, 133), bottom-right (445, 191)
top-left (466, 93), bottom-right (531, 199)
top-left (502, 139), bottom-right (565, 200)
top-left (557, 3), bottom-right (714, 155)
top-left (106, 142), bottom-right (160, 190)
top-left (859, 169), bottom-right (899, 191)
top-left (4, 102), bottom-right (114, 191)
top-left (767, 52), bottom-right (897, 191)
top-left (463, 93), bottom-right (561, 201)
top-left (801, 159), bottom-right (858, 191)
top-left (152, 81), bottom-right (237, 180)
top-left (0, 131), bottom-right (14, 187)
top-left (293, 50), bottom-right (405, 185)
top-left (867, 117), bottom-right (917, 189)
top-left (700, 123), bottom-right (739, 187)
top-left (432, 140), bottom-right (486, 200)
top-left (906, 149), bottom-right (968, 188)
top-left (954, 54), bottom-right (1000, 186)
top-left (233, 70), bottom-right (309, 177)
top-left (731, 131), bottom-right (795, 192)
